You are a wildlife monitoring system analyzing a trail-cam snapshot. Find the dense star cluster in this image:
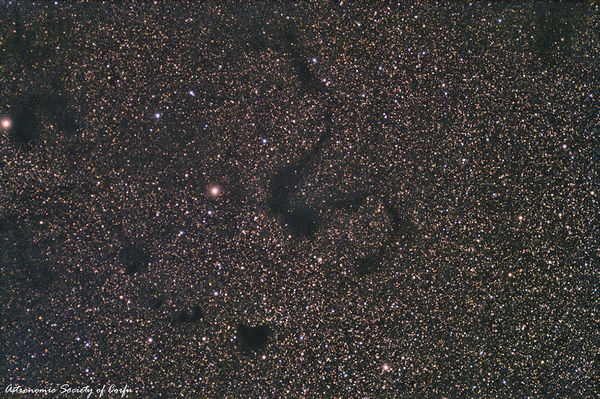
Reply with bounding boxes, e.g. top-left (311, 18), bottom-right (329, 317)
top-left (1, 2), bottom-right (599, 398)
